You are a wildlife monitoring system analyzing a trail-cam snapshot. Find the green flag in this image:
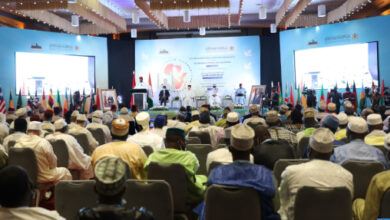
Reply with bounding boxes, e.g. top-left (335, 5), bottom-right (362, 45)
top-left (56, 89), bottom-right (62, 107)
top-left (69, 89), bottom-right (73, 108)
top-left (17, 89), bottom-right (23, 109)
